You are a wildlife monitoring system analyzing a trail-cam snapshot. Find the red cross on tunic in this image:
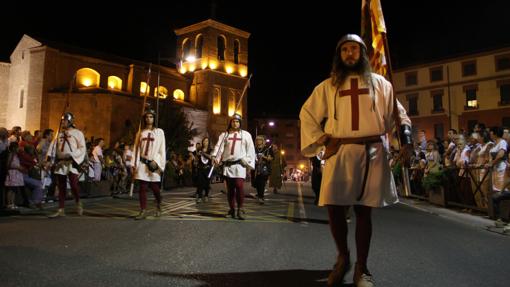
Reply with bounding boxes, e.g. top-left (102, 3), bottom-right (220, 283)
top-left (142, 132), bottom-right (155, 156)
top-left (339, 78), bottom-right (369, 131)
top-left (227, 132), bottom-right (242, 155)
top-left (60, 132), bottom-right (73, 152)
